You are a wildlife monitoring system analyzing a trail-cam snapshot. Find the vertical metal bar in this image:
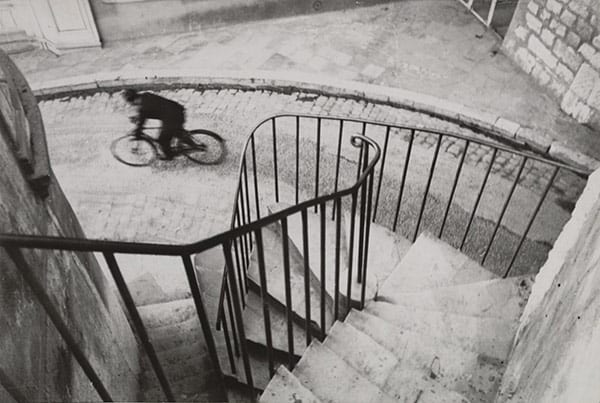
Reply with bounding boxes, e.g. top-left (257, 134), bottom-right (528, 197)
top-left (356, 143), bottom-right (368, 283)
top-left (5, 247), bottom-right (114, 402)
top-left (219, 302), bottom-right (237, 374)
top-left (319, 201), bottom-right (327, 337)
top-left (504, 166), bottom-right (560, 277)
top-left (280, 217), bottom-right (295, 368)
top-left (413, 135), bottom-right (442, 242)
top-left (301, 209), bottom-right (312, 346)
top-left (346, 194), bottom-right (358, 315)
top-left (460, 148), bottom-right (498, 250)
top-left (222, 241), bottom-right (253, 388)
top-left (243, 161), bottom-right (253, 263)
top-left (332, 120), bottom-right (344, 220)
top-left (103, 252), bottom-right (174, 402)
top-left (372, 126), bottom-right (391, 221)
top-left (225, 281), bottom-right (240, 357)
top-left (314, 117), bottom-right (321, 213)
top-left (232, 227), bottom-right (246, 307)
top-left (251, 135), bottom-right (261, 219)
top-left (355, 122), bottom-right (367, 181)
top-left (295, 116), bottom-right (300, 205)
top-left (393, 129), bottom-right (415, 231)
top-left (481, 156), bottom-right (528, 264)
top-left (254, 229), bottom-right (275, 378)
top-left (439, 140), bottom-right (469, 238)
top-left (181, 254), bottom-right (223, 377)
top-left (272, 118), bottom-right (280, 203)
top-left (361, 162), bottom-right (375, 308)
top-left (334, 197), bottom-right (342, 321)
